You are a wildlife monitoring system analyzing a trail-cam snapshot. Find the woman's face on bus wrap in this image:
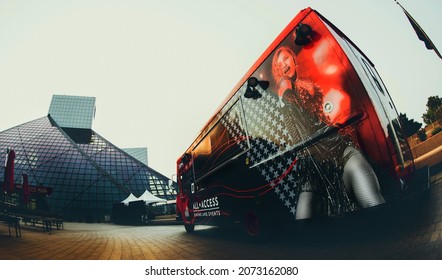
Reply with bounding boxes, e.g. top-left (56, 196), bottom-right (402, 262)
top-left (275, 49), bottom-right (297, 79)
